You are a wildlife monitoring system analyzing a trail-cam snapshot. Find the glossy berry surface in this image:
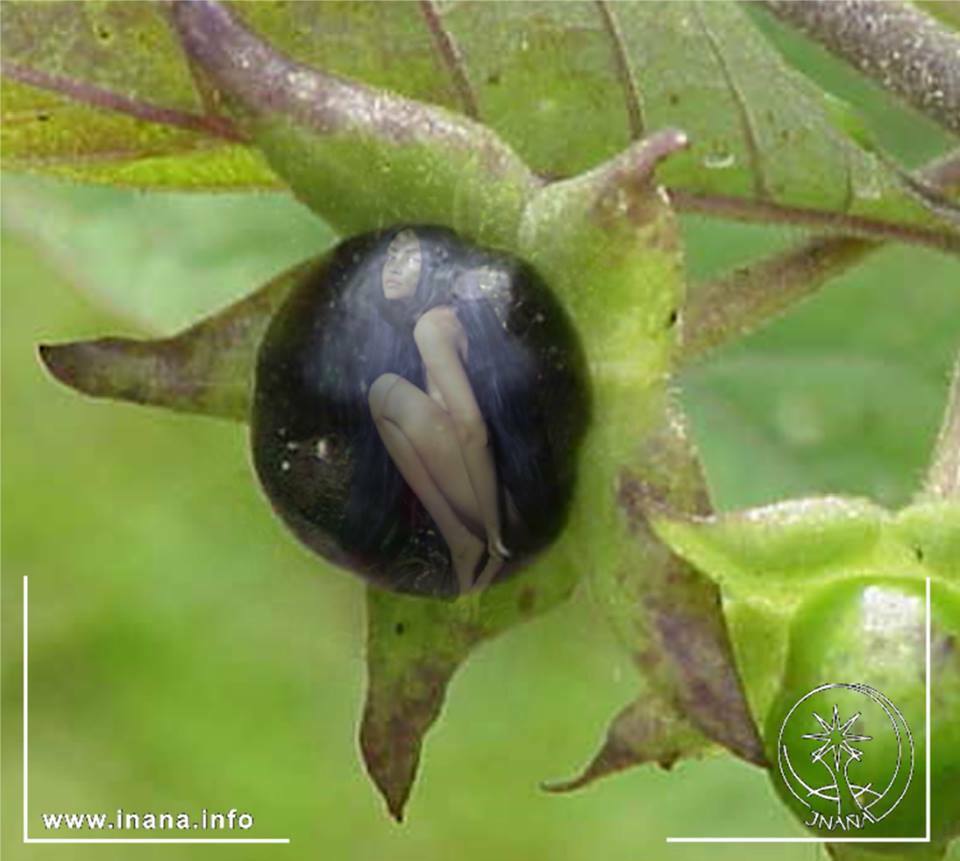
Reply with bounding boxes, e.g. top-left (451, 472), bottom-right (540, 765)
top-left (251, 225), bottom-right (590, 598)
